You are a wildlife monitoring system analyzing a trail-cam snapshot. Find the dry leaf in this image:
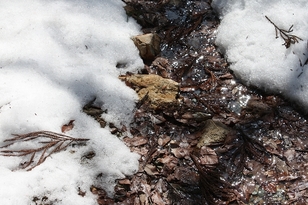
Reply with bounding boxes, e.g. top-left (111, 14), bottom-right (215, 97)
top-left (61, 120), bottom-right (75, 133)
top-left (171, 147), bottom-right (190, 158)
top-left (123, 136), bottom-right (148, 147)
top-left (151, 191), bottom-right (165, 205)
top-left (199, 146), bottom-right (218, 165)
